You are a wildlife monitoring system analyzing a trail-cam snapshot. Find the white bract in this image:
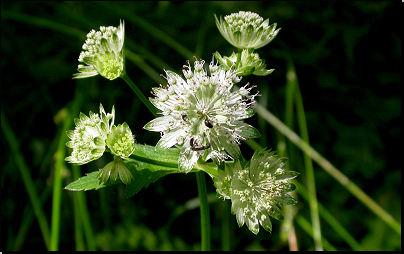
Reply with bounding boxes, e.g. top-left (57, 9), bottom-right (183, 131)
top-left (214, 150), bottom-right (299, 234)
top-left (73, 20), bottom-right (125, 80)
top-left (144, 59), bottom-right (260, 173)
top-left (214, 49), bottom-right (274, 76)
top-left (215, 11), bottom-right (280, 49)
top-left (65, 104), bottom-right (115, 165)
